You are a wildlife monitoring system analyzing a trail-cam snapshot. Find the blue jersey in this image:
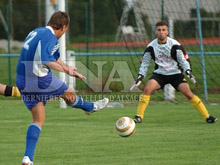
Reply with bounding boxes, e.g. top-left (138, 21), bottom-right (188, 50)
top-left (16, 26), bottom-right (68, 110)
top-left (17, 26), bottom-right (60, 77)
